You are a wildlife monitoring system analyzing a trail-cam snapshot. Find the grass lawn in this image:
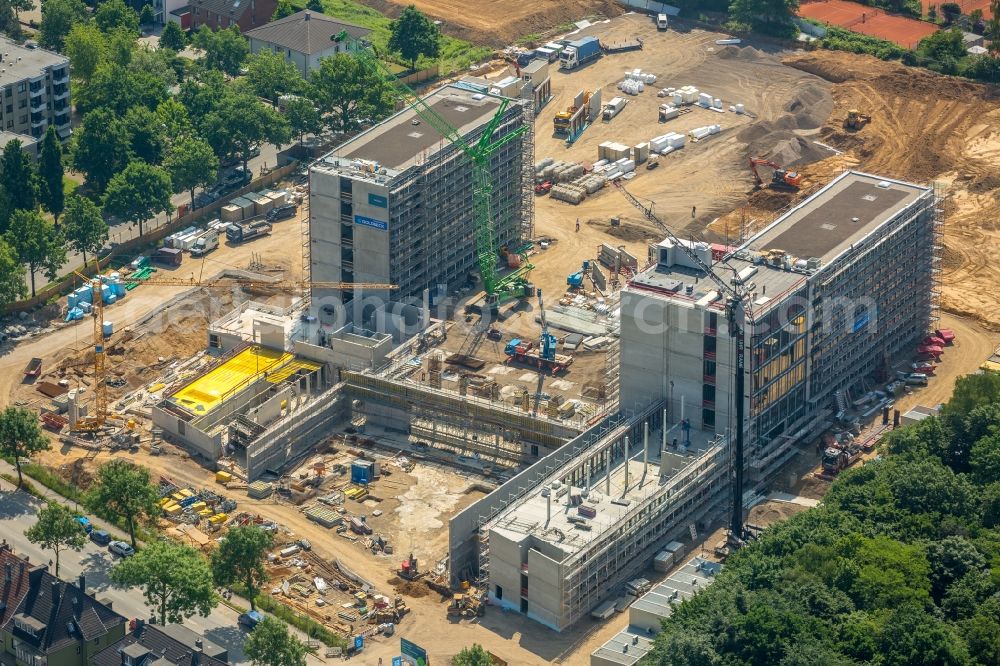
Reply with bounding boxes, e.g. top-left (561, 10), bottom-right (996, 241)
top-left (291, 0), bottom-right (492, 74)
top-left (63, 176), bottom-right (80, 197)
